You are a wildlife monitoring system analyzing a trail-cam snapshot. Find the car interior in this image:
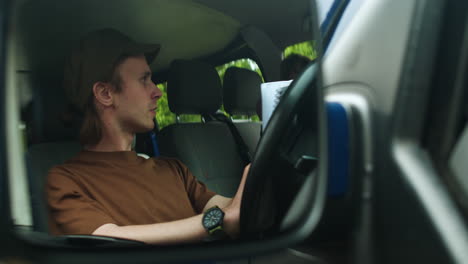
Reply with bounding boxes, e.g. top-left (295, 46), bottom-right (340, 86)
top-left (10, 0), bottom-right (334, 261)
top-left (2, 0), bottom-right (468, 263)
